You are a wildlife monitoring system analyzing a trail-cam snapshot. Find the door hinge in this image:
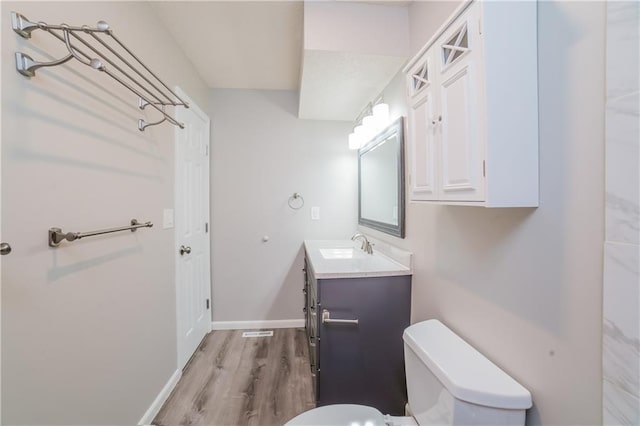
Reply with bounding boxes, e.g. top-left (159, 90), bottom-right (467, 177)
top-left (206, 299), bottom-right (210, 310)
top-left (205, 222), bottom-right (209, 233)
top-left (482, 160), bottom-right (486, 177)
top-left (205, 145), bottom-right (209, 156)
top-left (478, 18), bottom-right (482, 35)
